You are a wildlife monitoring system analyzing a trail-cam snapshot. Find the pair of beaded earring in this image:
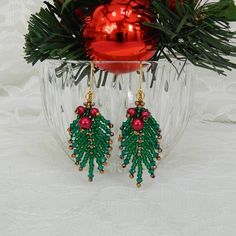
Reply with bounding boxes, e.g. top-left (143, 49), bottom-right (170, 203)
top-left (67, 62), bottom-right (162, 187)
